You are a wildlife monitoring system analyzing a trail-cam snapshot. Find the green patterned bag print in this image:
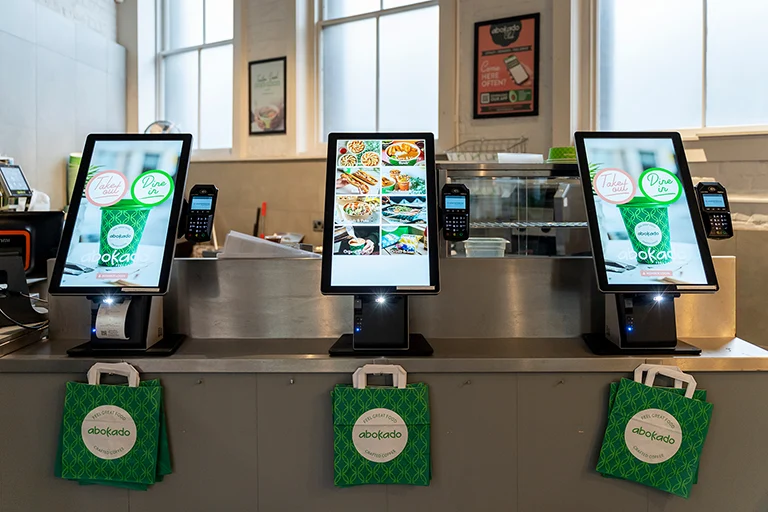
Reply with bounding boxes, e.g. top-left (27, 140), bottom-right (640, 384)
top-left (57, 363), bottom-right (163, 486)
top-left (597, 368), bottom-right (713, 498)
top-left (55, 378), bottom-right (172, 490)
top-left (332, 364), bottom-right (430, 487)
